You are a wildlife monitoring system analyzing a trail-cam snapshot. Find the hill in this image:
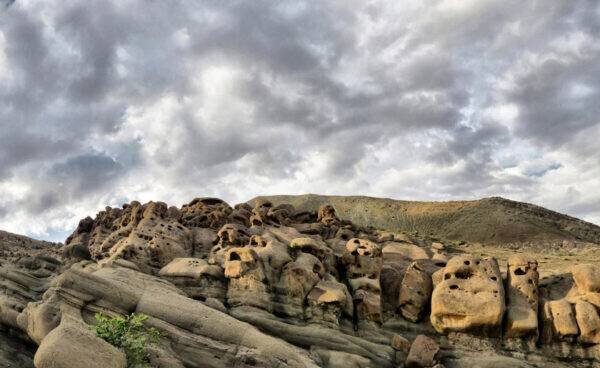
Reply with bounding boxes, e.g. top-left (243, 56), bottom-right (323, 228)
top-left (250, 194), bottom-right (600, 246)
top-left (0, 229), bottom-right (61, 261)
